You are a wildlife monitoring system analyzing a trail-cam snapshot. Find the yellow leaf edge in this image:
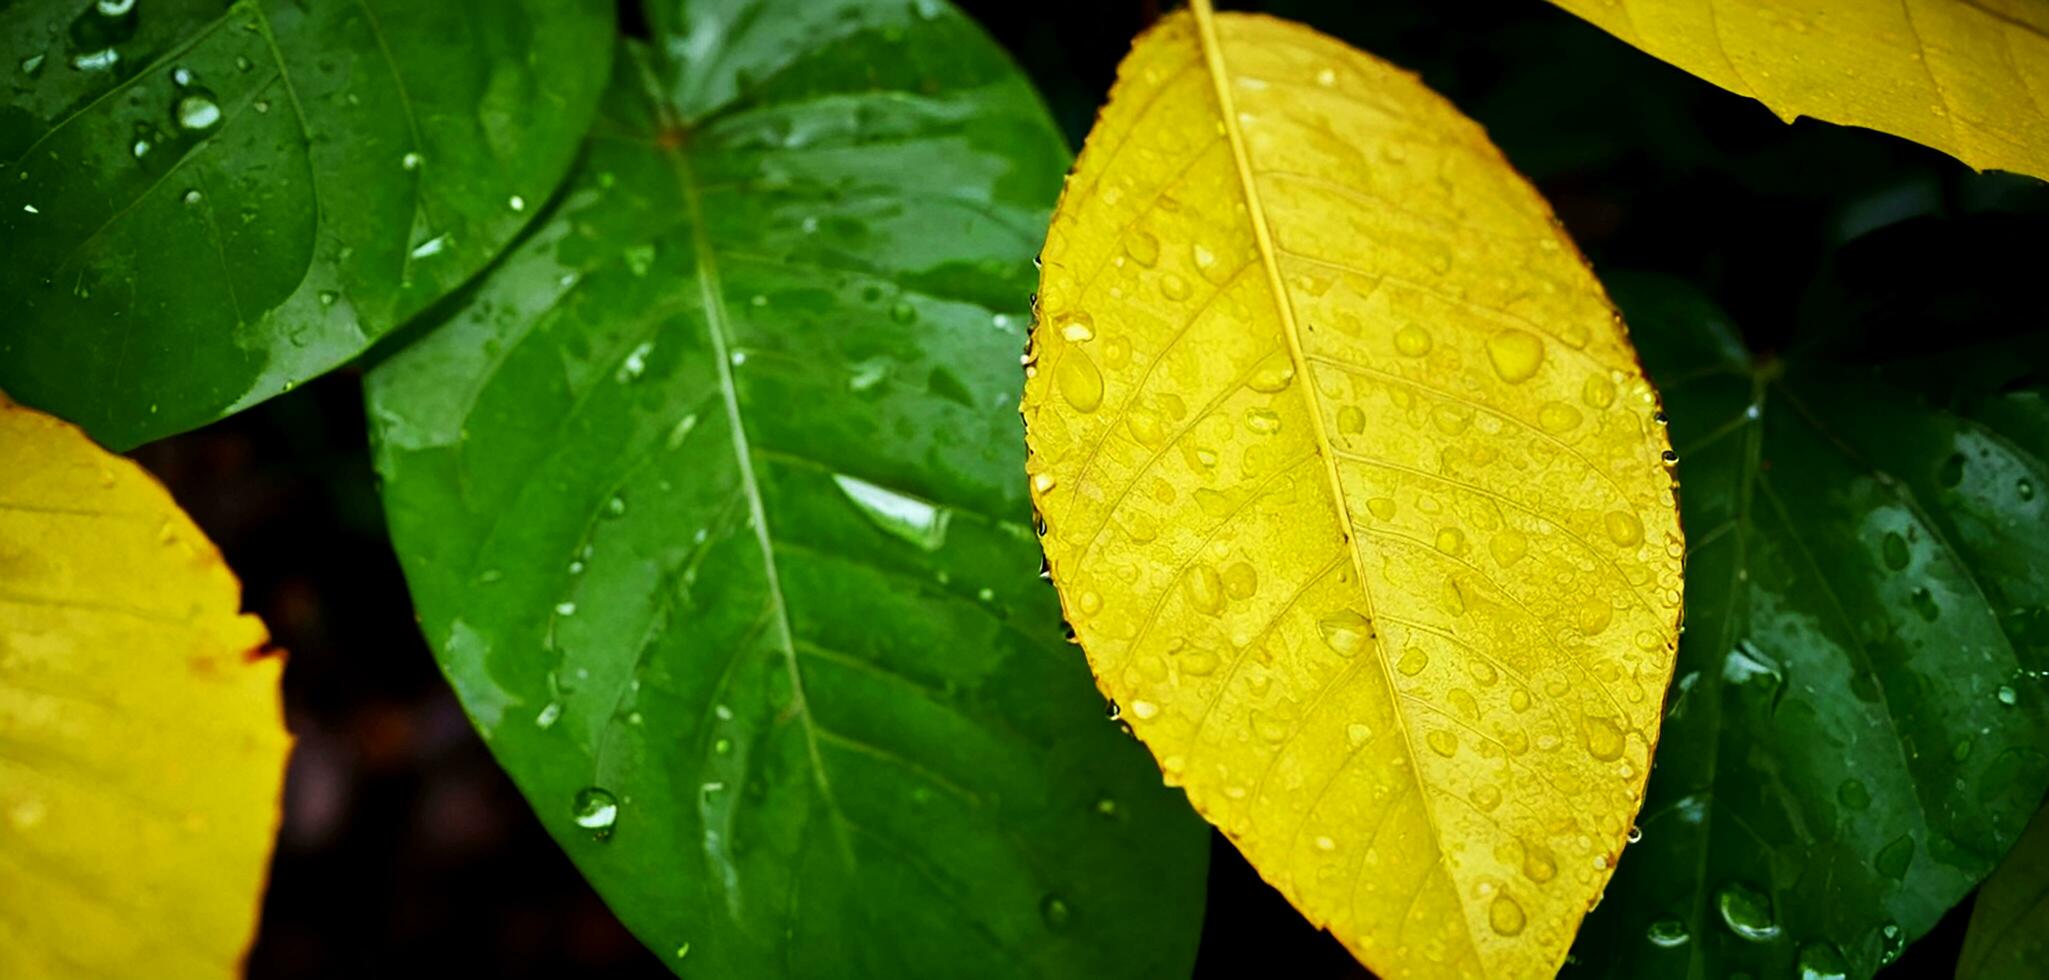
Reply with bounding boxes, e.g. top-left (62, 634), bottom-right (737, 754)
top-left (1019, 3), bottom-right (1688, 976)
top-left (1548, 0), bottom-right (2049, 182)
top-left (0, 389), bottom-right (293, 979)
